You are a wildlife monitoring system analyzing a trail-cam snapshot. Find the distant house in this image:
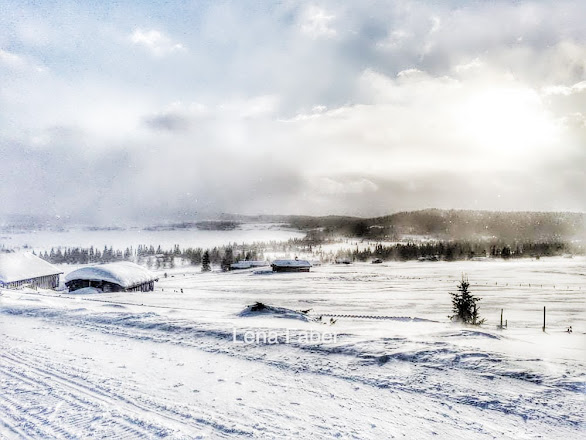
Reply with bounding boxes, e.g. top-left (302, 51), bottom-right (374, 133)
top-left (0, 252), bottom-right (62, 289)
top-left (271, 259), bottom-right (312, 272)
top-left (65, 261), bottom-right (158, 293)
top-left (418, 255), bottom-right (439, 262)
top-left (230, 261), bottom-right (268, 270)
